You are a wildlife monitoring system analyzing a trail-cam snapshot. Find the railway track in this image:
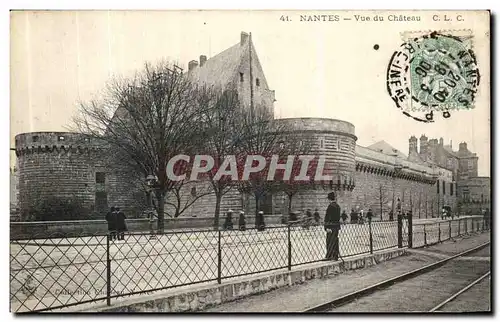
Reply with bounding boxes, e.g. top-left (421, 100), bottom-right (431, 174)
top-left (303, 242), bottom-right (491, 313)
top-left (430, 271), bottom-right (491, 312)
